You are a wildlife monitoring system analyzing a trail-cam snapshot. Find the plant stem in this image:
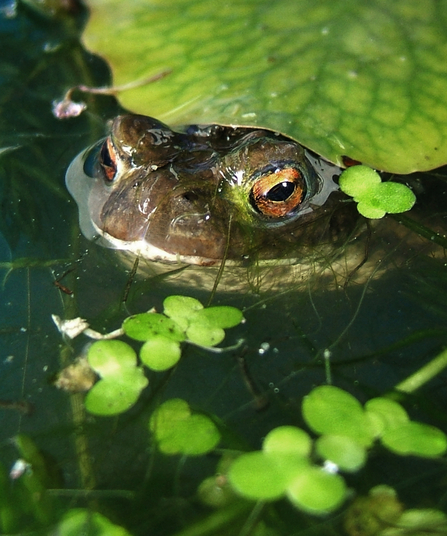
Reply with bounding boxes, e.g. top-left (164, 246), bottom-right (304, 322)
top-left (389, 213), bottom-right (447, 249)
top-left (394, 348), bottom-right (447, 393)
